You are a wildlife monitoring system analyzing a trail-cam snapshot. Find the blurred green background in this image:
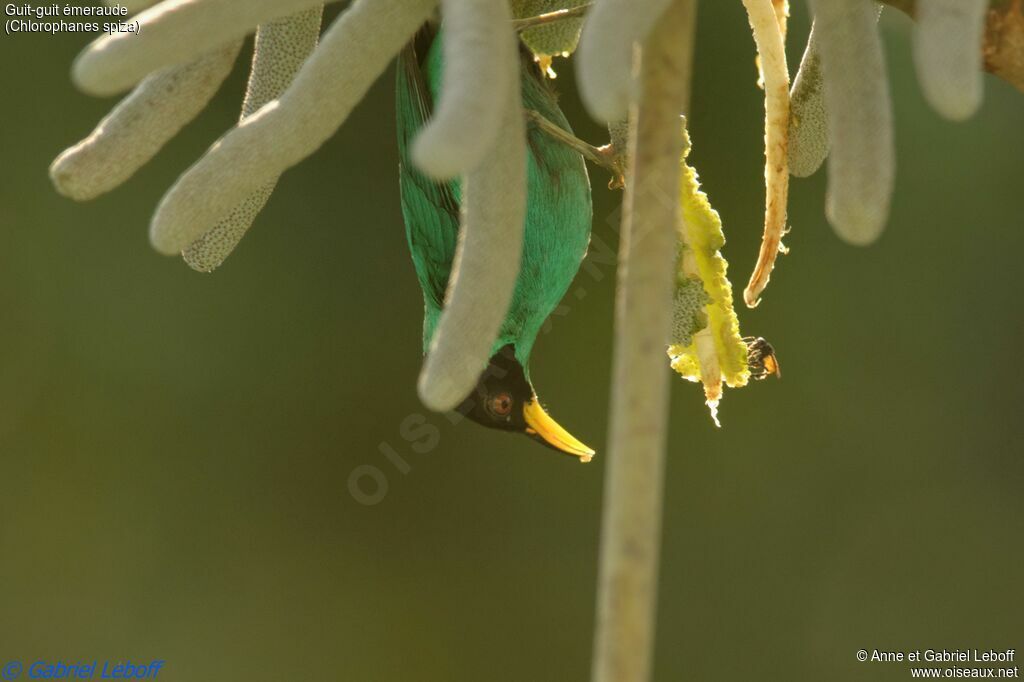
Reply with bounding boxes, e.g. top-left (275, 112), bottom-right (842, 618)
top-left (1, 3), bottom-right (1021, 681)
